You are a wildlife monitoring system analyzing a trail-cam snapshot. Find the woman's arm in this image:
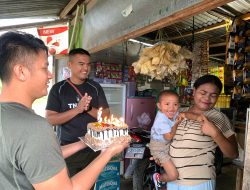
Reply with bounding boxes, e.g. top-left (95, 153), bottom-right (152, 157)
top-left (212, 131), bottom-right (238, 159)
top-left (201, 116), bottom-right (239, 158)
